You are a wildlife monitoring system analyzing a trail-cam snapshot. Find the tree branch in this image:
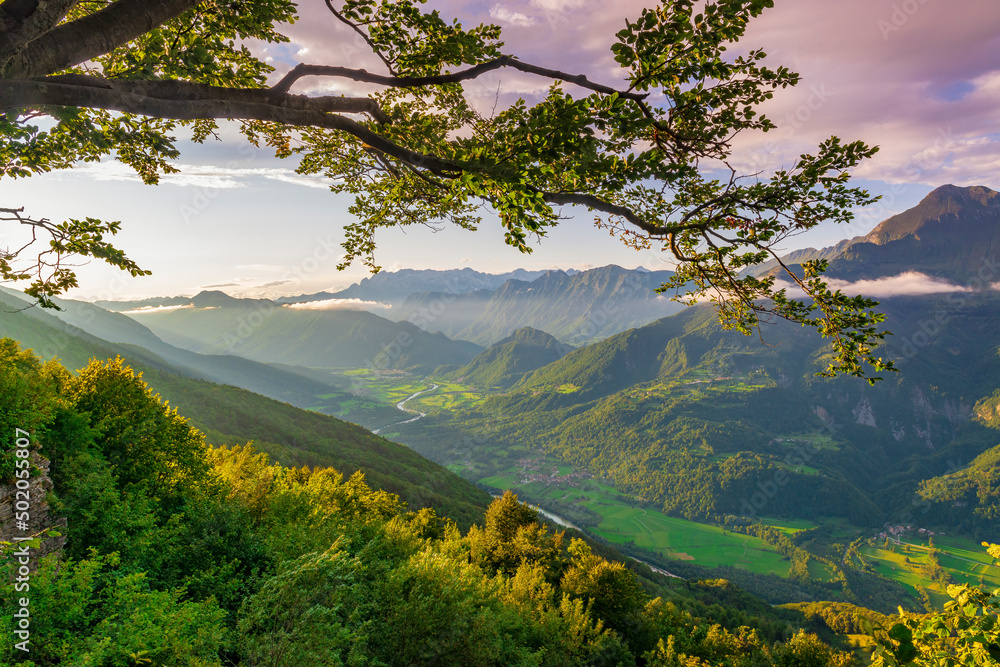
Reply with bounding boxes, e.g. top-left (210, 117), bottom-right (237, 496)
top-left (8, 74), bottom-right (393, 123)
top-left (272, 56), bottom-right (649, 101)
top-left (542, 191), bottom-right (710, 242)
top-left (542, 191), bottom-right (662, 234)
top-left (0, 0), bottom-right (79, 66)
top-left (3, 0), bottom-right (202, 78)
top-left (322, 0), bottom-right (396, 76)
top-left (0, 77), bottom-right (458, 175)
